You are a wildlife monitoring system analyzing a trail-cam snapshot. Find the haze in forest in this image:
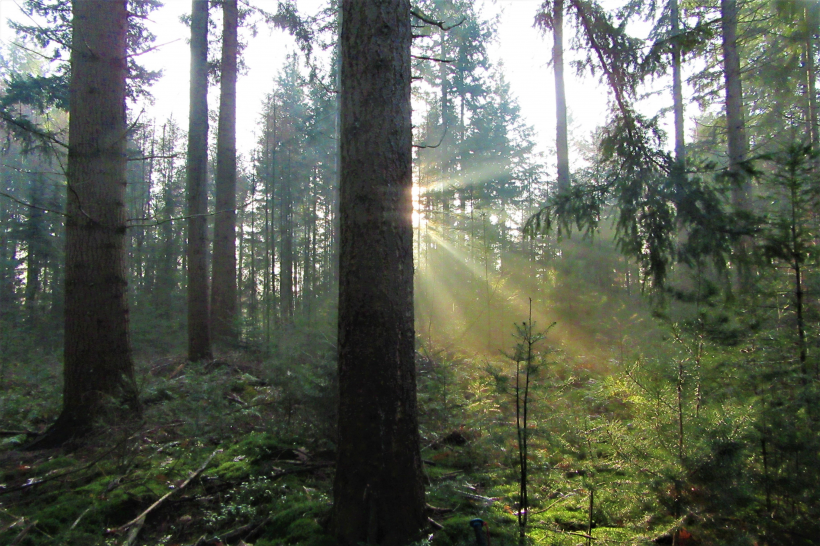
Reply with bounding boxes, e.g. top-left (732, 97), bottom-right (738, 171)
top-left (0, 0), bottom-right (818, 544)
